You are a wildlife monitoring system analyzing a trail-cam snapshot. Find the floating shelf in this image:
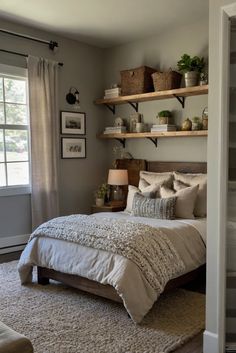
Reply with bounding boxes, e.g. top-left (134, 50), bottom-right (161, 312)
top-left (97, 130), bottom-right (208, 148)
top-left (95, 85), bottom-right (208, 112)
